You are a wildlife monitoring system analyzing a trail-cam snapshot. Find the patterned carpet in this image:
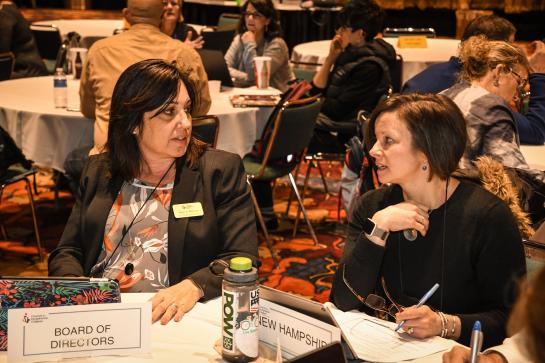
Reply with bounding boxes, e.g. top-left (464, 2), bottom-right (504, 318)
top-left (0, 162), bottom-right (346, 303)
